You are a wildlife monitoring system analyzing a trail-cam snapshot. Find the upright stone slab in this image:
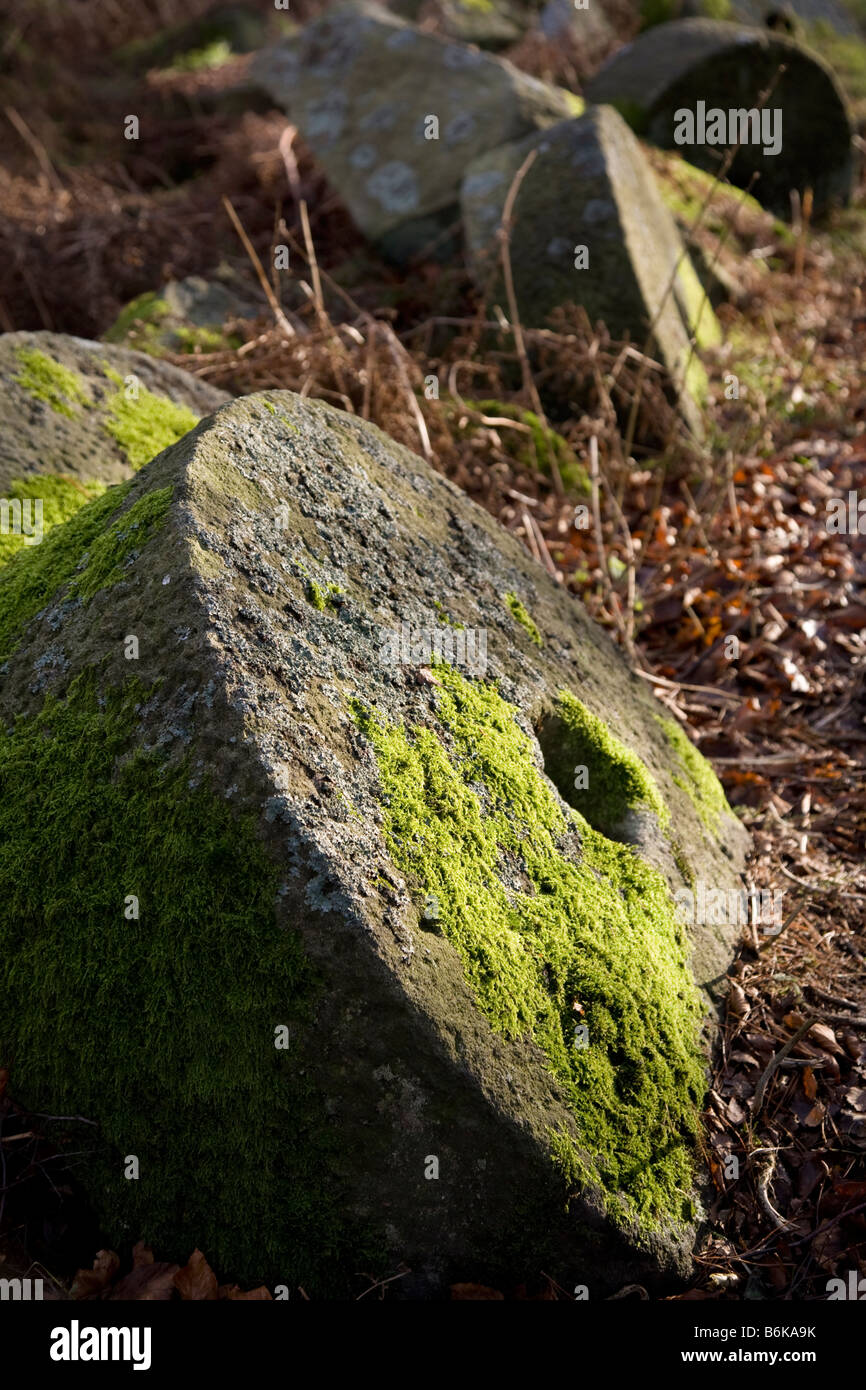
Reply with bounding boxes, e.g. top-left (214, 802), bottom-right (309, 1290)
top-left (0, 387), bottom-right (748, 1294)
top-left (461, 106), bottom-right (720, 435)
top-left (250, 0), bottom-right (582, 260)
top-left (0, 332), bottom-right (227, 562)
top-left (585, 18), bottom-right (853, 215)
